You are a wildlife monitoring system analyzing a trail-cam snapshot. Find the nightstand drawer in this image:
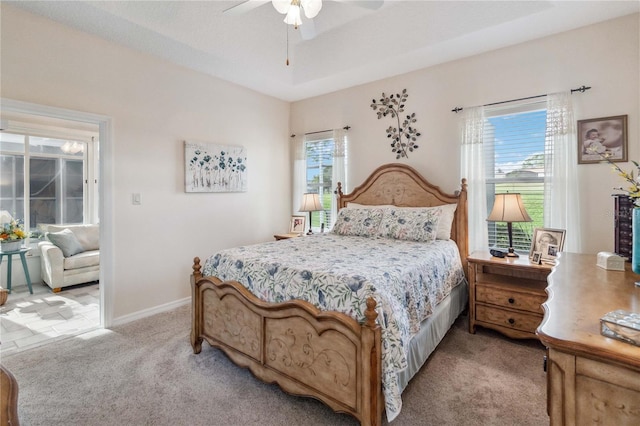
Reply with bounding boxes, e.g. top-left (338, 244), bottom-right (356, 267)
top-left (476, 305), bottom-right (542, 334)
top-left (476, 285), bottom-right (545, 314)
